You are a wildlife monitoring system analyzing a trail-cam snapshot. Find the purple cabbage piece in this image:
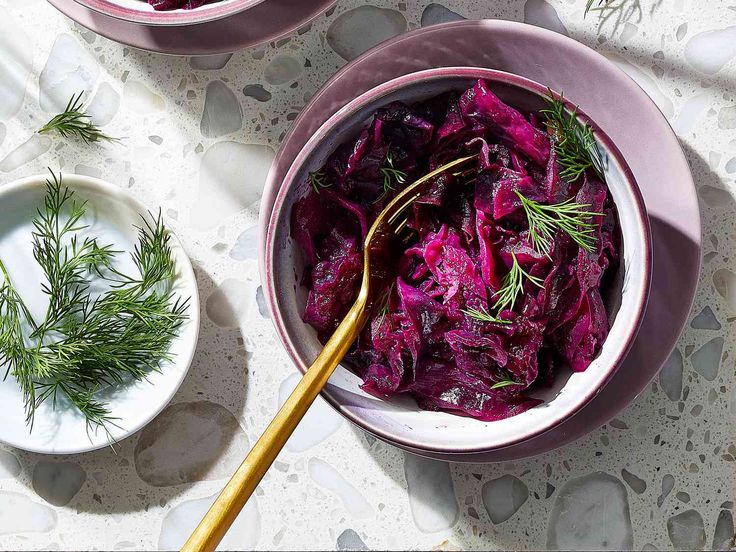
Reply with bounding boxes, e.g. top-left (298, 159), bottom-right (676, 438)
top-left (459, 79), bottom-right (551, 167)
top-left (149, 0), bottom-right (205, 10)
top-left (291, 79), bottom-right (620, 422)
